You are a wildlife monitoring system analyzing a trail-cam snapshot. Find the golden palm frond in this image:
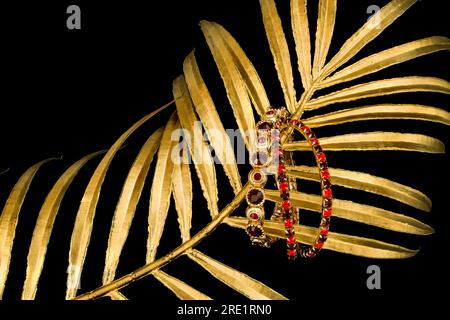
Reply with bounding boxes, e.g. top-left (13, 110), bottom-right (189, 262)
top-left (65, 102), bottom-right (172, 299)
top-left (173, 77), bottom-right (219, 217)
top-left (0, 0), bottom-right (449, 300)
top-left (306, 77), bottom-right (450, 110)
top-left (283, 132), bottom-right (445, 153)
top-left (260, 0), bottom-right (297, 112)
top-left (1, 158), bottom-right (59, 299)
top-left (264, 190), bottom-right (433, 235)
top-left (319, 37), bottom-right (450, 88)
top-left (302, 104), bottom-right (450, 128)
top-left (22, 151), bottom-right (105, 300)
top-left (285, 165), bottom-right (431, 211)
top-left (102, 129), bottom-right (163, 287)
top-left (183, 52), bottom-right (242, 194)
top-left (225, 217), bottom-right (418, 259)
